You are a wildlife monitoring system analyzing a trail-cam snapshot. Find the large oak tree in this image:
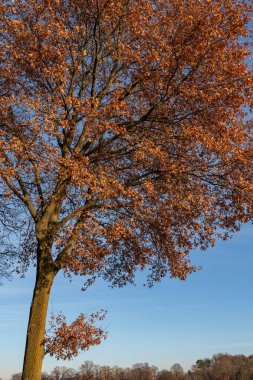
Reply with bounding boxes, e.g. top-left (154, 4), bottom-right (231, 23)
top-left (0, 0), bottom-right (252, 378)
